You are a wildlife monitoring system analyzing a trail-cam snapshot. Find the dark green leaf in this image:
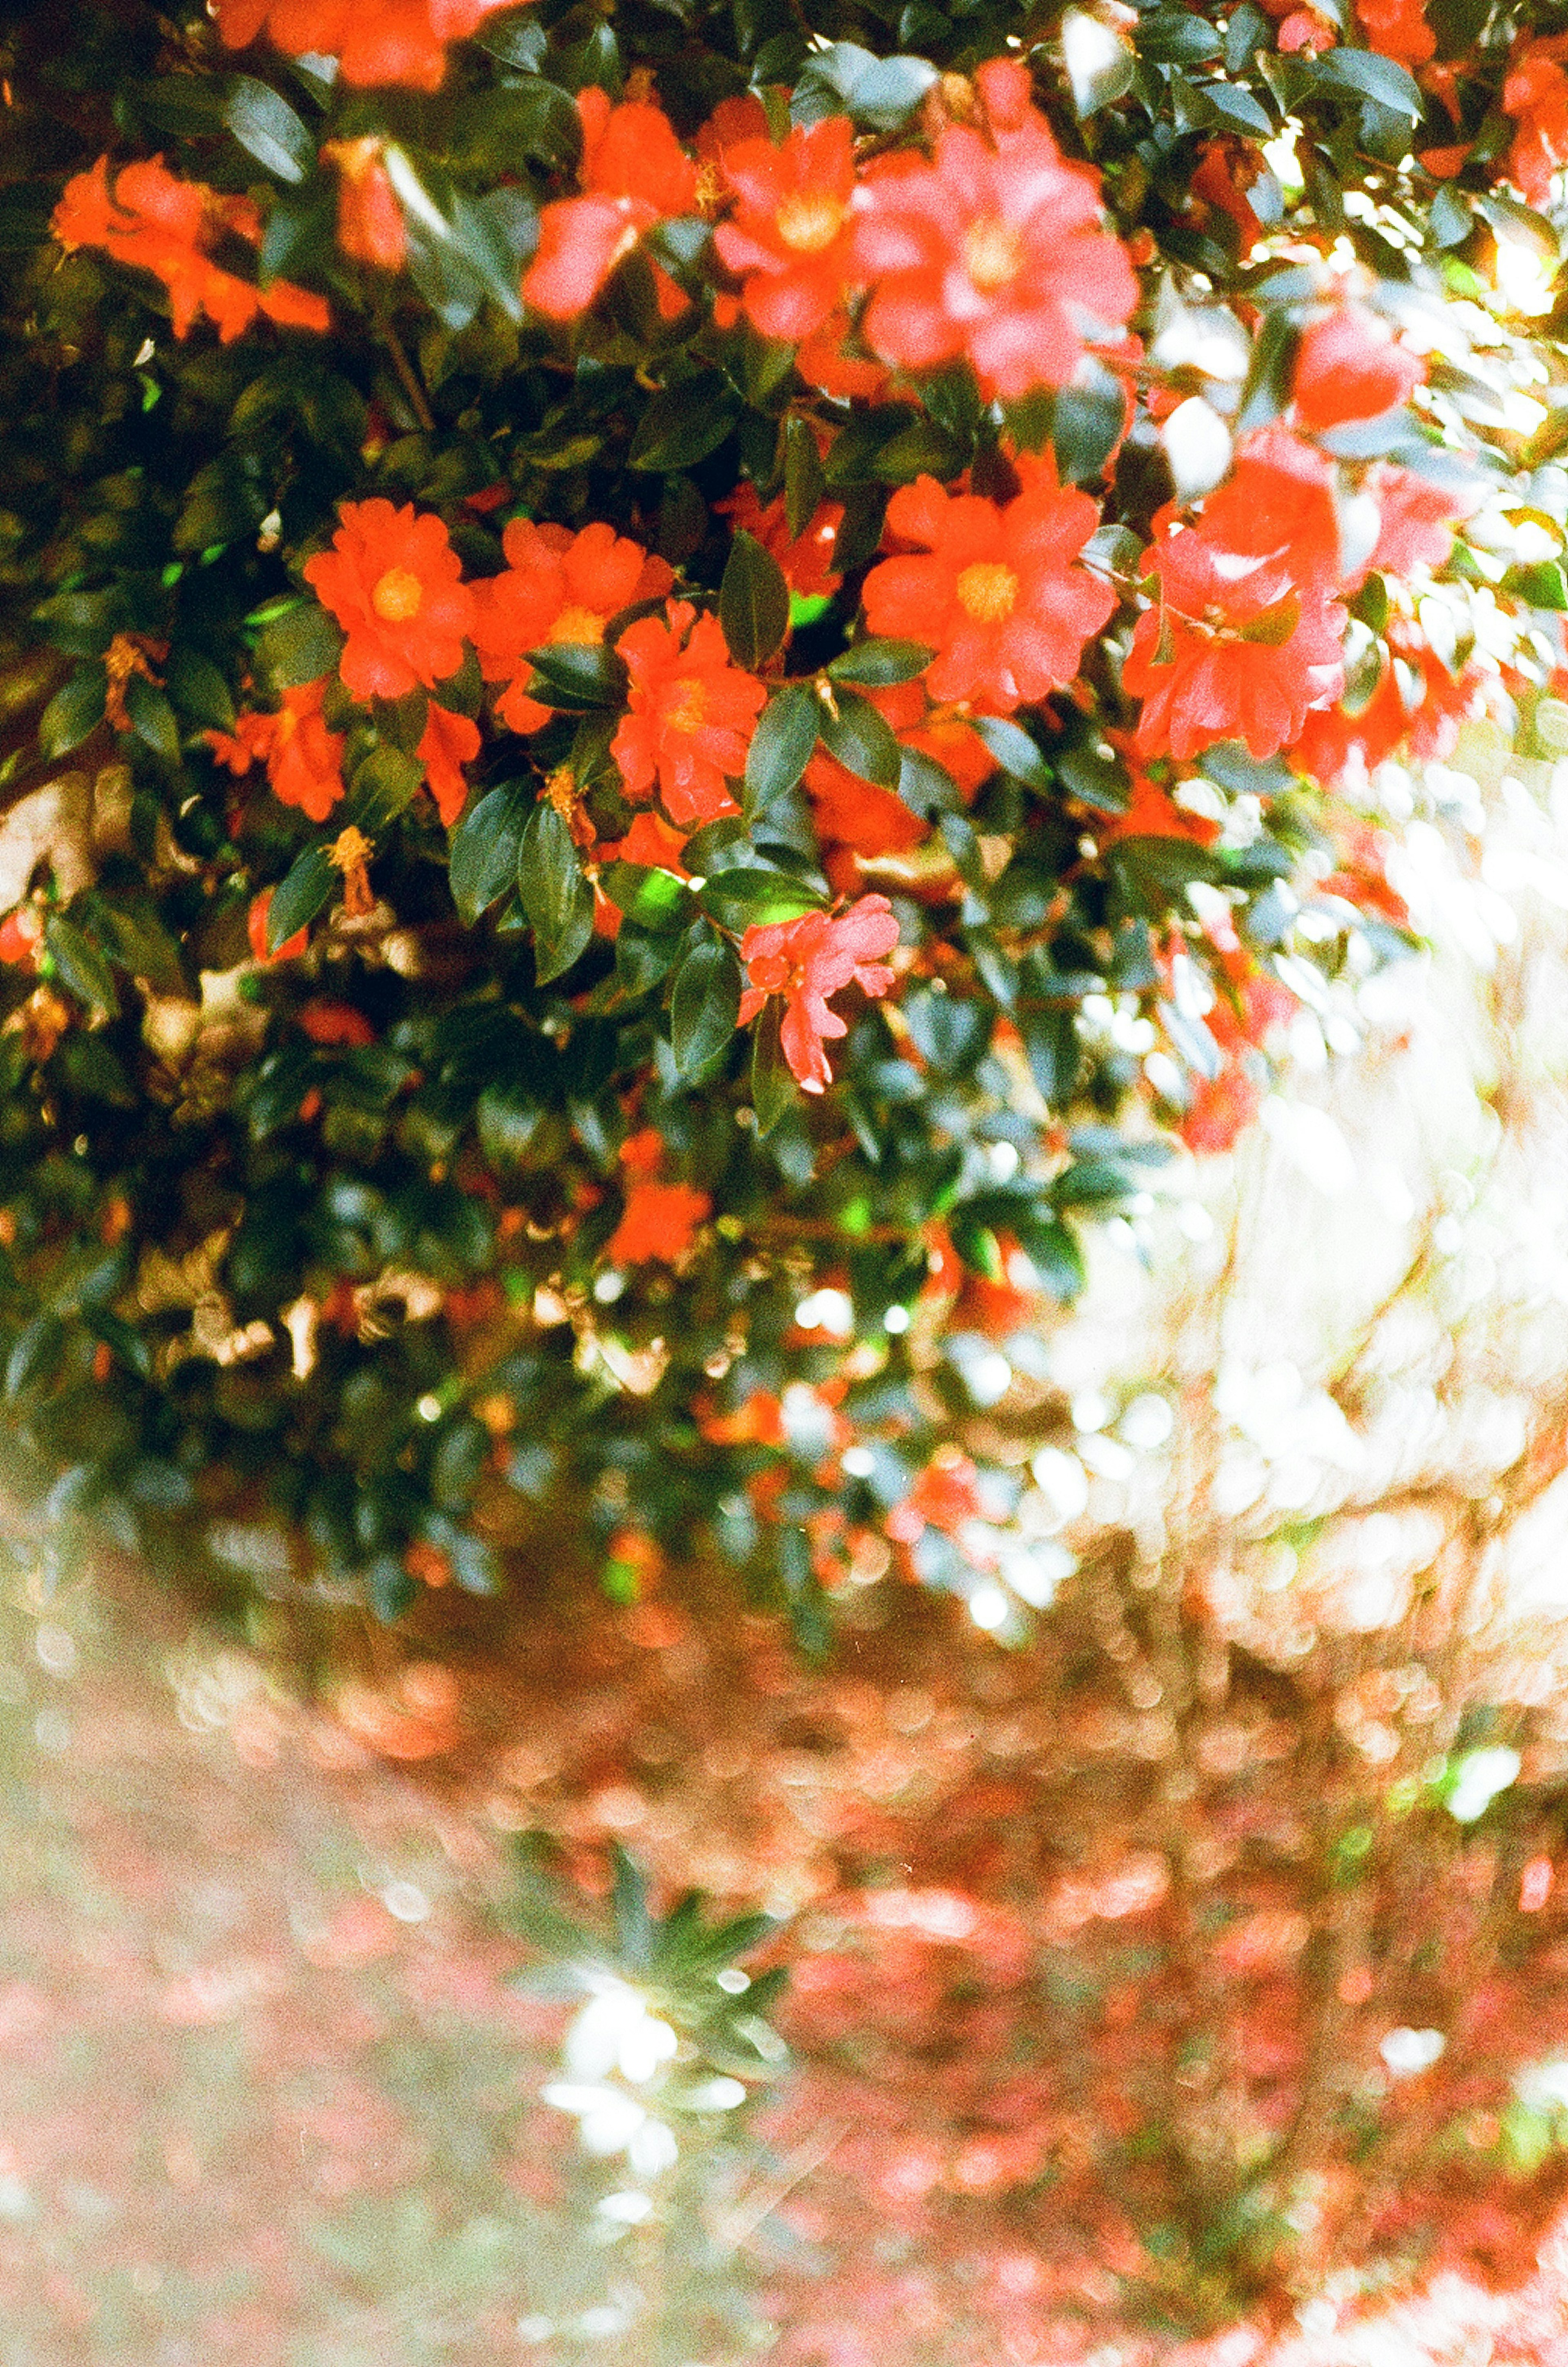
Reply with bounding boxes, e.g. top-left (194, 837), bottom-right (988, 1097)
top-left (448, 786), bottom-right (523, 925)
top-left (698, 869), bottom-right (825, 932)
top-left (745, 683), bottom-right (820, 820)
top-left (350, 746), bottom-right (425, 830)
top-left (972, 714), bottom-right (1052, 794)
top-left (670, 934), bottom-right (741, 1079)
top-left (43, 916), bottom-right (118, 1017)
top-left (255, 599), bottom-right (344, 690)
top-left (818, 691), bottom-right (900, 788)
top-left (826, 640), bottom-right (931, 687)
top-left (164, 649), bottom-right (234, 731)
top-left (517, 798), bottom-right (594, 983)
top-left (267, 847), bottom-right (336, 949)
top-left (38, 668), bottom-right (107, 759)
top-left (750, 996), bottom-right (796, 1134)
top-left (1205, 81), bottom-right (1273, 135)
top-left (628, 374), bottom-right (741, 472)
top-left (225, 76), bottom-right (314, 184)
top-left (1316, 47), bottom-right (1422, 115)
top-left (523, 641), bottom-right (628, 711)
top-left (783, 415), bottom-right (826, 541)
top-left (1234, 308), bottom-right (1301, 437)
top-left (719, 529), bottom-right (790, 671)
top-left (125, 675), bottom-right (180, 762)
top-left (5, 1314), bottom-right (65, 1403)
top-left (449, 79), bottom-right (581, 173)
top-left (1138, 12), bottom-right (1224, 61)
